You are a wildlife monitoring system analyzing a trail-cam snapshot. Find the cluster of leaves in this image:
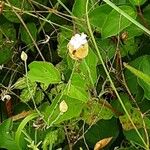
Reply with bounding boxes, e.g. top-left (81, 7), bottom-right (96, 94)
top-left (1, 0), bottom-right (150, 149)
